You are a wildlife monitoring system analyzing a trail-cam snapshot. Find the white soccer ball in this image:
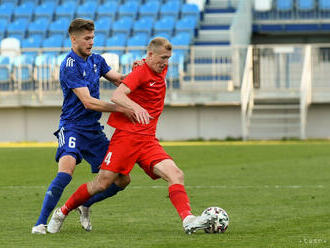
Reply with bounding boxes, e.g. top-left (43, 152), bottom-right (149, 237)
top-left (202, 206), bottom-right (229, 233)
